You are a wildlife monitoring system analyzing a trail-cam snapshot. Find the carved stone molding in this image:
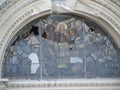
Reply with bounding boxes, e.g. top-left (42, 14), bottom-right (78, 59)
top-left (111, 0), bottom-right (120, 7)
top-left (75, 0), bottom-right (120, 48)
top-left (0, 0), bottom-right (19, 24)
top-left (0, 0), bottom-right (51, 48)
top-left (91, 0), bottom-right (120, 32)
top-left (0, 0), bottom-right (37, 26)
top-left (99, 11), bottom-right (120, 30)
top-left (6, 79), bottom-right (120, 90)
top-left (0, 79), bottom-right (119, 90)
top-left (0, 0), bottom-right (119, 31)
top-left (0, 9), bottom-right (34, 46)
top-left (0, 0), bottom-right (18, 15)
top-left (77, 0), bottom-right (120, 33)
top-left (93, 0), bottom-right (120, 17)
top-left (8, 80), bottom-right (120, 88)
